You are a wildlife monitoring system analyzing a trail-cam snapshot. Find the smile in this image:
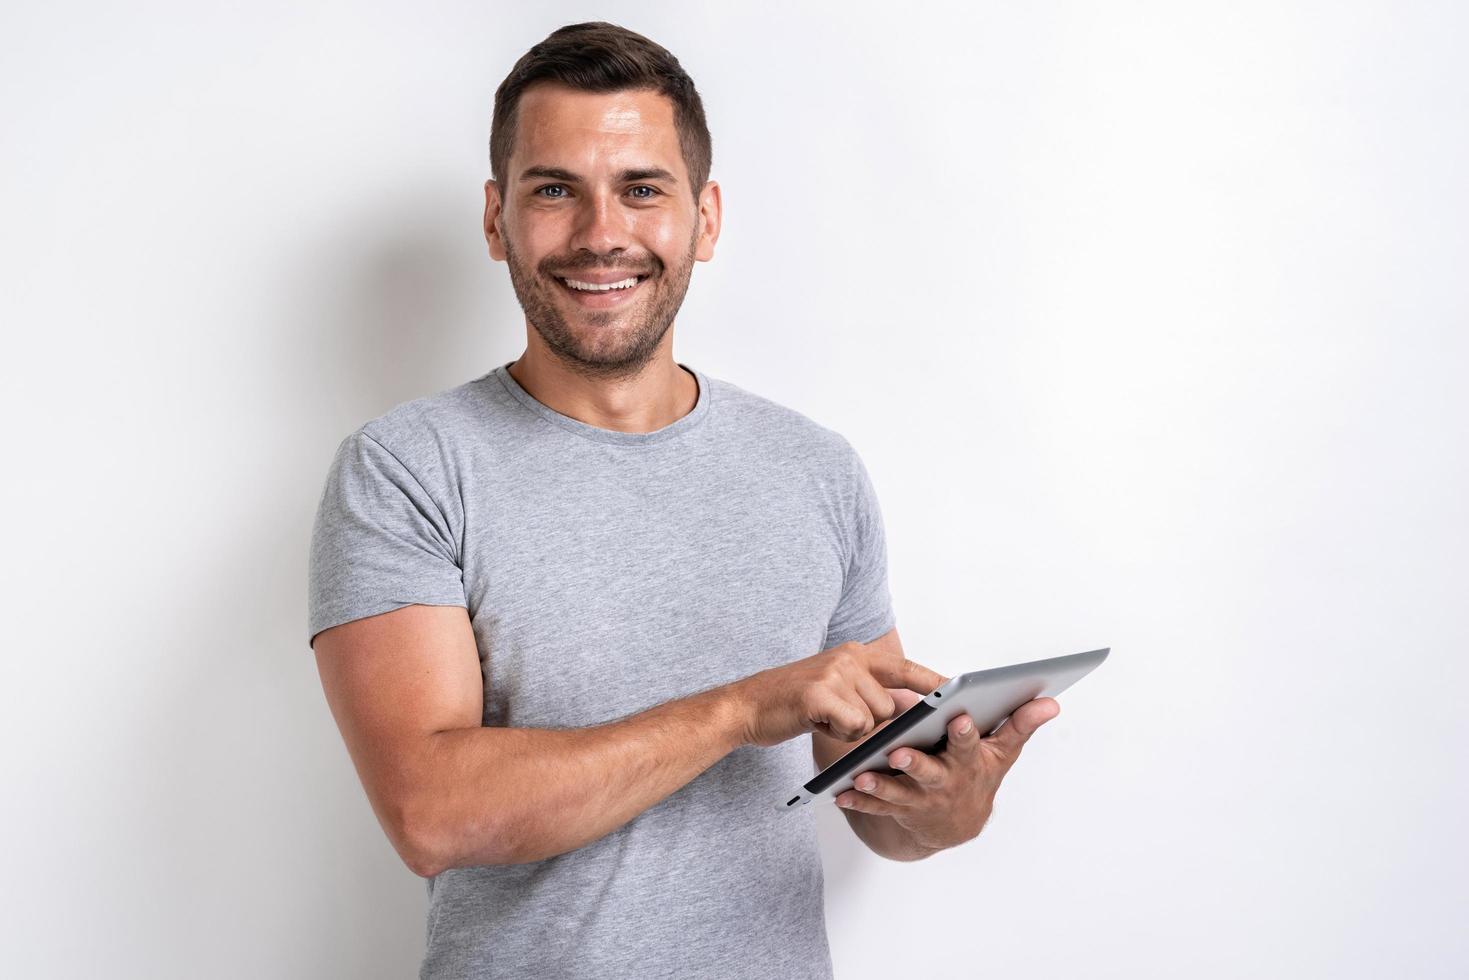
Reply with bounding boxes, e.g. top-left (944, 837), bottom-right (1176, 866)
top-left (560, 275), bottom-right (643, 291)
top-left (555, 274), bottom-right (648, 307)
